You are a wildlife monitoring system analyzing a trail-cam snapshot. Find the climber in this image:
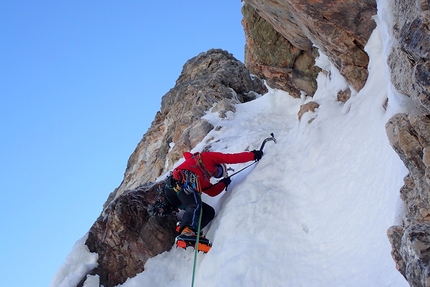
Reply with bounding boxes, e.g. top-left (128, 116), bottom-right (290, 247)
top-left (163, 149), bottom-right (263, 240)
